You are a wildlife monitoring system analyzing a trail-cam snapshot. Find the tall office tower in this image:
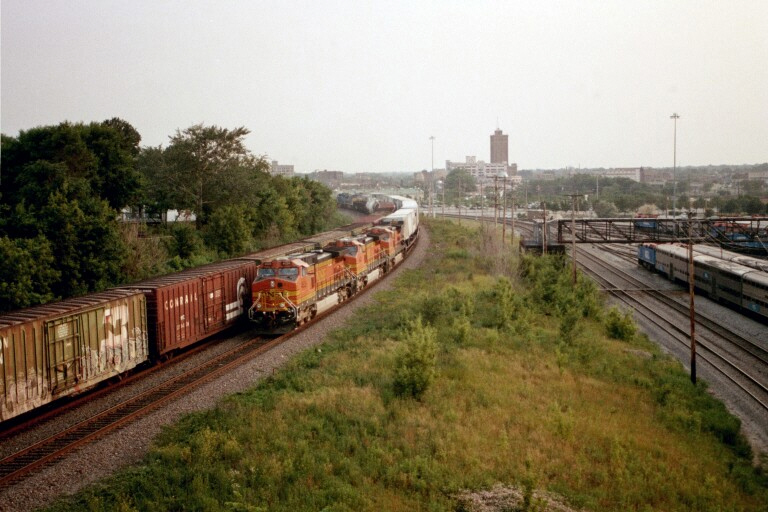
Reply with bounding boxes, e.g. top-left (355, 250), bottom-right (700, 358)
top-left (490, 128), bottom-right (508, 165)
